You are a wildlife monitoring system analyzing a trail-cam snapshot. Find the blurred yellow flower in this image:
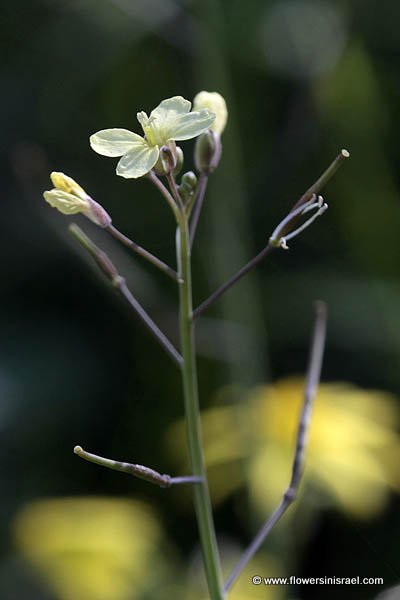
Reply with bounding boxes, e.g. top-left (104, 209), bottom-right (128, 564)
top-left (13, 496), bottom-right (166, 600)
top-left (167, 378), bottom-right (400, 519)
